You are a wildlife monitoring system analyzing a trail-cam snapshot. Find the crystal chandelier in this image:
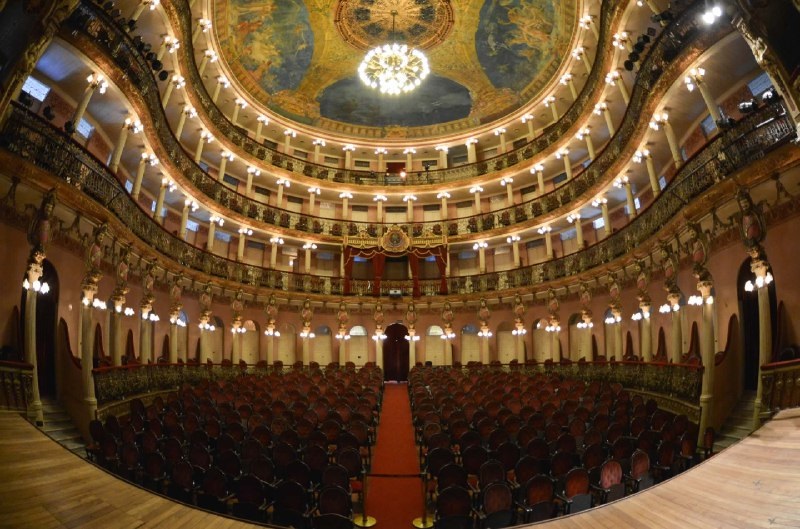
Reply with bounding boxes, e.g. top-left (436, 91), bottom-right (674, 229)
top-left (358, 11), bottom-right (429, 95)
